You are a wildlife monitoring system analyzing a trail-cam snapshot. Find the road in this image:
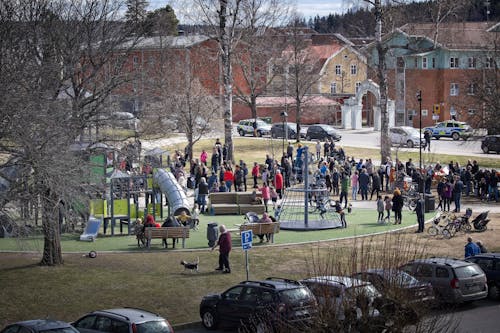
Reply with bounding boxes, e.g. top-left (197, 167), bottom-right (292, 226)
top-left (175, 299), bottom-right (500, 333)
